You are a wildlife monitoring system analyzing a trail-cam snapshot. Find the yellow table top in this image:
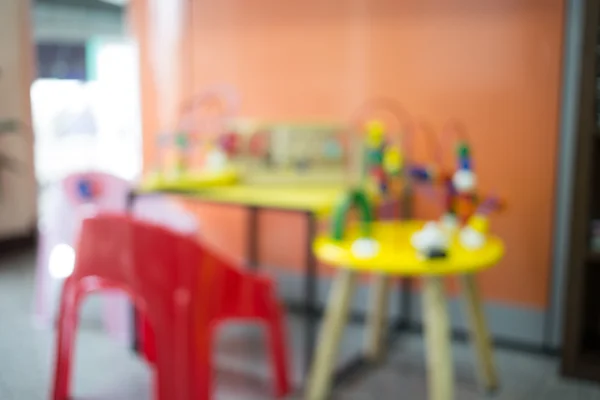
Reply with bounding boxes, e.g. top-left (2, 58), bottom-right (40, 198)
top-left (140, 169), bottom-right (239, 192)
top-left (138, 178), bottom-right (351, 214)
top-left (183, 184), bottom-right (349, 214)
top-left (314, 220), bottom-right (504, 276)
